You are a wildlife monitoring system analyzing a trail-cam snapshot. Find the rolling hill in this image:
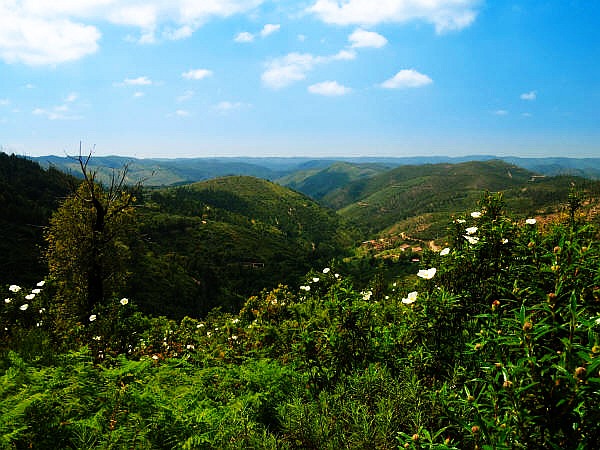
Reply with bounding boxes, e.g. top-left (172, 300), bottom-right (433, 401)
top-left (331, 161), bottom-right (600, 244)
top-left (276, 161), bottom-right (391, 201)
top-left (130, 176), bottom-right (357, 317)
